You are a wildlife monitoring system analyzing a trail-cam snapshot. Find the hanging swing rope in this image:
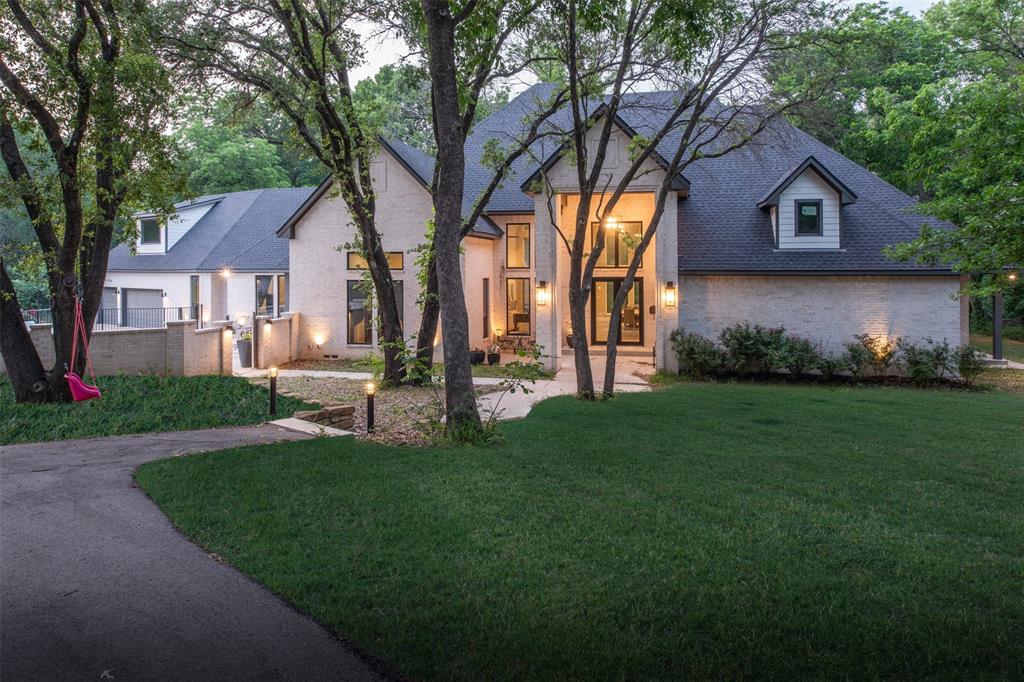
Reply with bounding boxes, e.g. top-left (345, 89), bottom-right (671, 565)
top-left (64, 280), bottom-right (101, 402)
